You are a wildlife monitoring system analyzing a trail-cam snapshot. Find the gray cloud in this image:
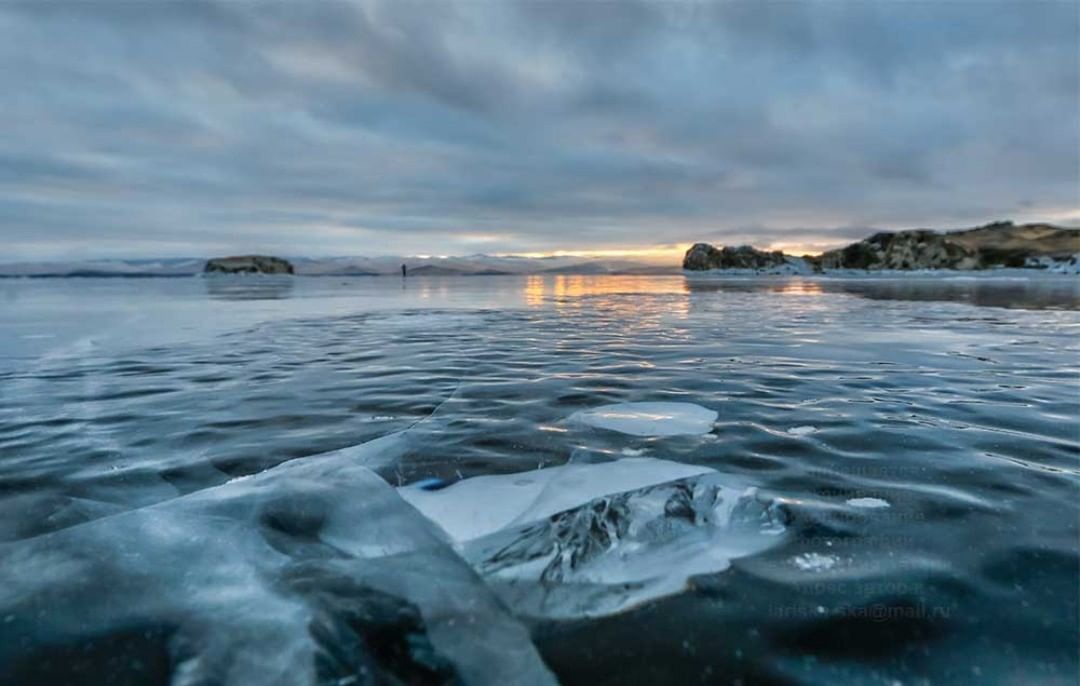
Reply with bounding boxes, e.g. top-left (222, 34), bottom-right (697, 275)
top-left (1, 0), bottom-right (1077, 259)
